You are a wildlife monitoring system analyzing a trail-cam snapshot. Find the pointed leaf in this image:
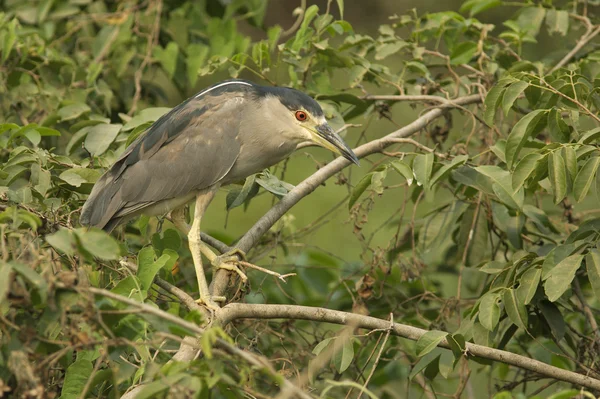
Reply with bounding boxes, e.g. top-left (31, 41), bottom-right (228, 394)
top-left (574, 157), bottom-right (600, 202)
top-left (544, 254), bottom-right (584, 302)
top-left (479, 292), bottom-right (500, 331)
top-left (585, 249), bottom-right (600, 301)
top-left (503, 288), bottom-right (528, 331)
top-left (517, 267), bottom-right (541, 305)
top-left (430, 155), bottom-right (468, 187)
top-left (416, 330), bottom-right (447, 357)
top-left (476, 166), bottom-right (524, 209)
top-left (512, 152), bottom-right (544, 191)
top-left (413, 152), bottom-right (434, 187)
top-left (484, 85), bottom-right (506, 126)
top-left (548, 151), bottom-right (567, 204)
top-left (539, 301), bottom-right (566, 340)
top-left (349, 173), bottom-right (374, 208)
top-left (333, 339), bottom-right (354, 373)
top-left (390, 160), bottom-right (413, 186)
top-left (546, 9), bottom-right (569, 35)
top-left (505, 109), bottom-right (547, 168)
top-left (502, 81), bottom-right (529, 116)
